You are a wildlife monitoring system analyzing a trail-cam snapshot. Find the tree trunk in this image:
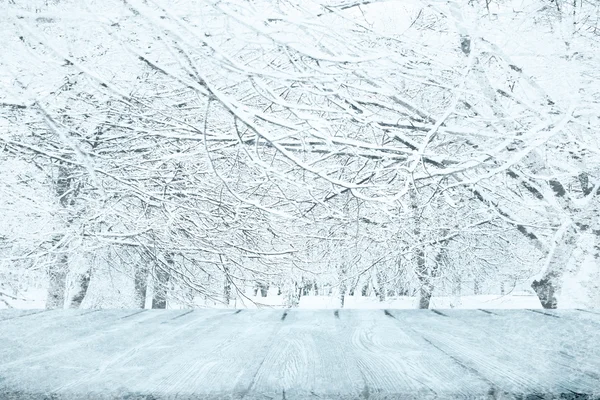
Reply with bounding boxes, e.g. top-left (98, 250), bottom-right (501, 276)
top-left (361, 282), bottom-right (369, 297)
top-left (301, 280), bottom-right (309, 296)
top-left (287, 281), bottom-right (301, 307)
top-left (46, 164), bottom-right (75, 310)
top-left (152, 253), bottom-right (173, 309)
top-left (134, 266), bottom-right (148, 309)
top-left (416, 248), bottom-right (432, 309)
top-left (152, 267), bottom-right (170, 309)
top-left (338, 268), bottom-right (347, 308)
top-left (257, 282), bottom-right (269, 297)
top-left (531, 273), bottom-right (559, 309)
top-left (296, 282), bottom-right (302, 303)
top-left (531, 226), bottom-right (578, 309)
top-left (223, 266), bottom-right (231, 306)
top-left (46, 253), bottom-right (68, 309)
top-left (376, 269), bottom-right (386, 302)
top-left (411, 186), bottom-right (432, 309)
top-left (418, 286), bottom-right (433, 309)
top-left (473, 280), bottom-right (481, 295)
top-left (452, 277), bottom-right (462, 297)
top-left (69, 266), bottom-right (91, 309)
top-left (349, 279), bottom-right (358, 296)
